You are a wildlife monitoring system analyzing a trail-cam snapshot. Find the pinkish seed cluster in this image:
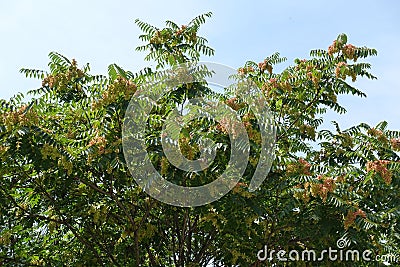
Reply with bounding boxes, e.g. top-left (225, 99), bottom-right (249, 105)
top-left (390, 138), bottom-right (400, 151)
top-left (366, 160), bottom-right (393, 185)
top-left (258, 59), bottom-right (273, 74)
top-left (344, 209), bottom-right (366, 229)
